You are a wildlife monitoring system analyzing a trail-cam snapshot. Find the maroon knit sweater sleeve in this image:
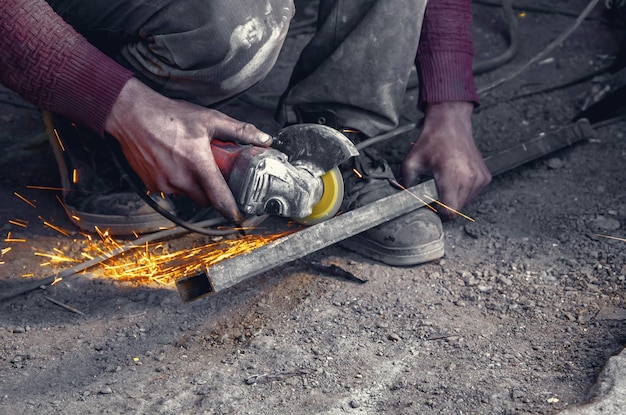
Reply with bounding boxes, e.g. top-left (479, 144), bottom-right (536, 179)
top-left (416, 0), bottom-right (479, 109)
top-left (0, 0), bottom-right (134, 136)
